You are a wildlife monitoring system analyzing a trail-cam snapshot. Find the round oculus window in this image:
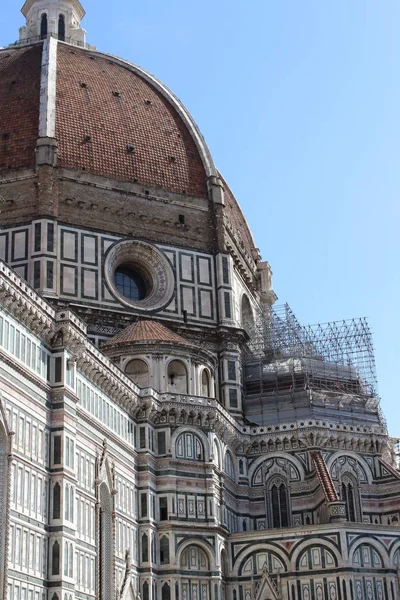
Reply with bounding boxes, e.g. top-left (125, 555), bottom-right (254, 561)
top-left (115, 266), bottom-right (147, 301)
top-left (104, 239), bottom-right (175, 312)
